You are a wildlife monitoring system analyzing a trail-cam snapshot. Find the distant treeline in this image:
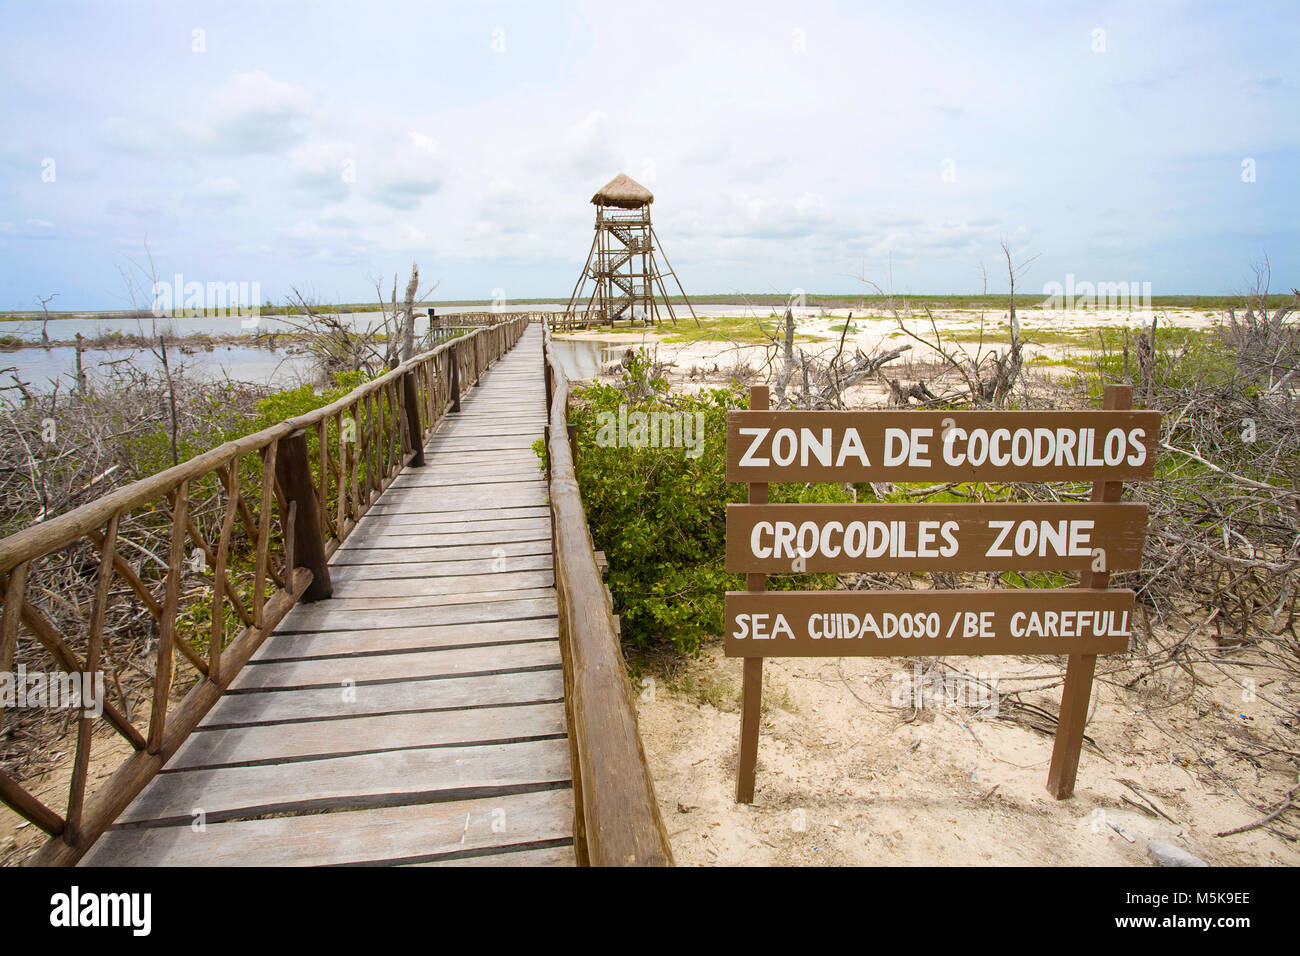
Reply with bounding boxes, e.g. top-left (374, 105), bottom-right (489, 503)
top-left (4, 292), bottom-right (1294, 321)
